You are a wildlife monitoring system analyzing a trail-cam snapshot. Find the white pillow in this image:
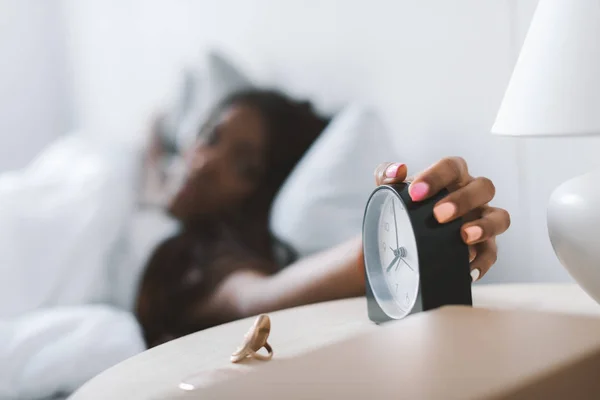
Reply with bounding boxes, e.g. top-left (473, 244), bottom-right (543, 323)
top-left (270, 104), bottom-right (399, 258)
top-left (174, 50), bottom-right (254, 151)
